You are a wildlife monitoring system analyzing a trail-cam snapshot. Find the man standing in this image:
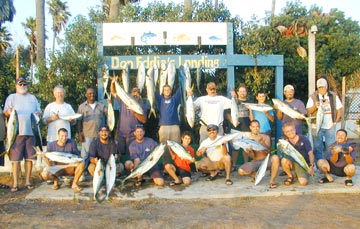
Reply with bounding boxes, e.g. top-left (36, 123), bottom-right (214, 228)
top-left (275, 85), bottom-right (307, 135)
top-left (249, 91), bottom-right (274, 137)
top-left (281, 122), bottom-right (315, 186)
top-left (111, 79), bottom-right (149, 156)
top-left (42, 85), bottom-right (76, 143)
top-left (317, 129), bottom-right (356, 186)
top-left (196, 124), bottom-right (233, 185)
top-left (193, 82), bottom-right (232, 143)
top-left (40, 128), bottom-right (84, 192)
top-left (125, 124), bottom-right (164, 187)
top-left (77, 88), bottom-right (107, 177)
top-left (237, 120), bottom-right (280, 189)
top-left (156, 84), bottom-right (182, 170)
top-left (4, 77), bottom-right (41, 192)
top-left (229, 83), bottom-right (251, 167)
top-left (306, 78), bottom-right (343, 162)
